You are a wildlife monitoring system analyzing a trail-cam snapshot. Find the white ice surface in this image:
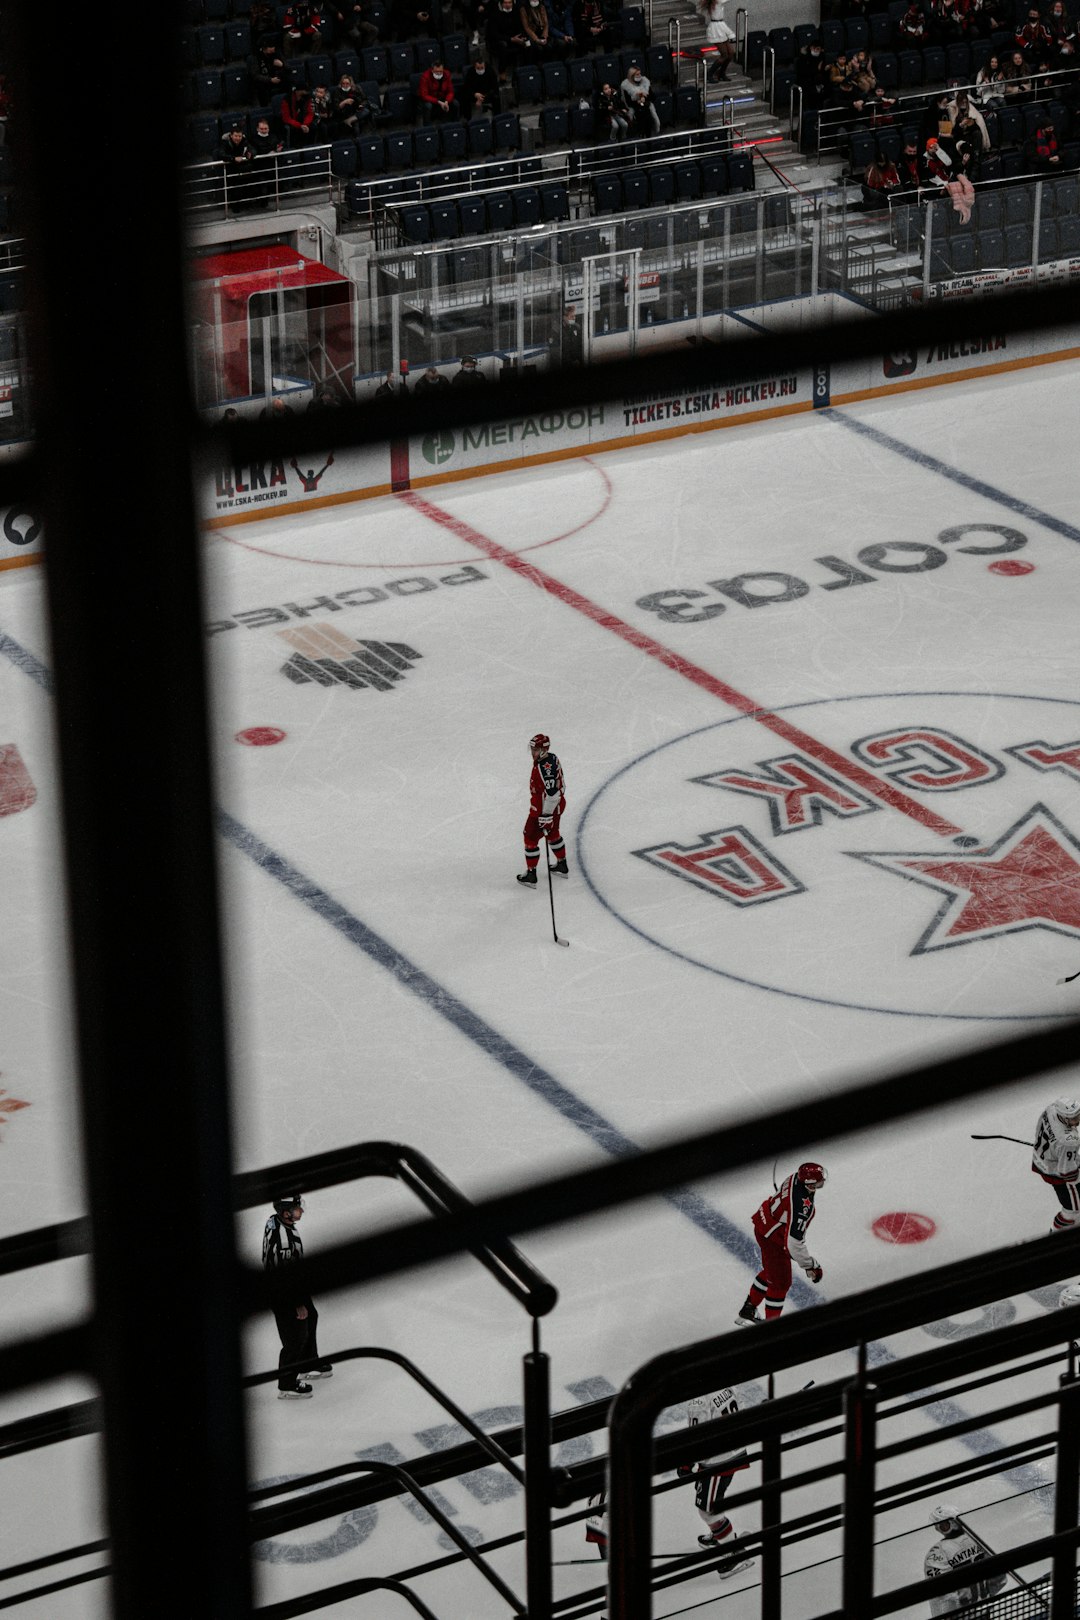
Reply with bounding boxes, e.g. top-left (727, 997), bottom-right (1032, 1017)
top-left (2, 364), bottom-right (1080, 1615)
